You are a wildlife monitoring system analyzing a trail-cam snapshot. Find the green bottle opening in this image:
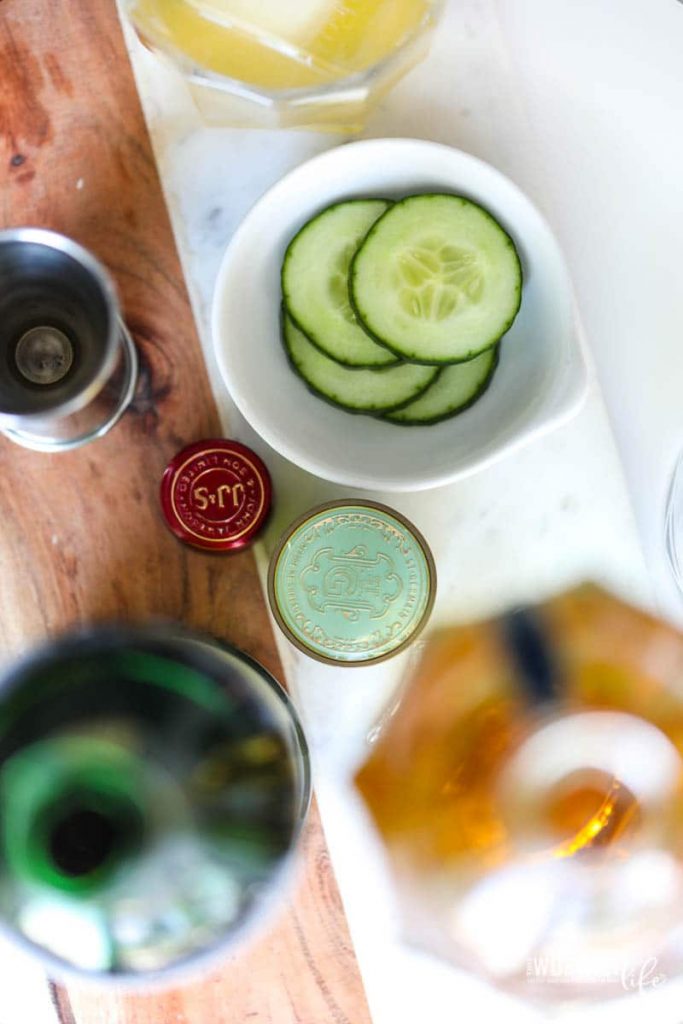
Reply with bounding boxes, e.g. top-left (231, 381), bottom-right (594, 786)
top-left (49, 806), bottom-right (125, 878)
top-left (2, 736), bottom-right (147, 896)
